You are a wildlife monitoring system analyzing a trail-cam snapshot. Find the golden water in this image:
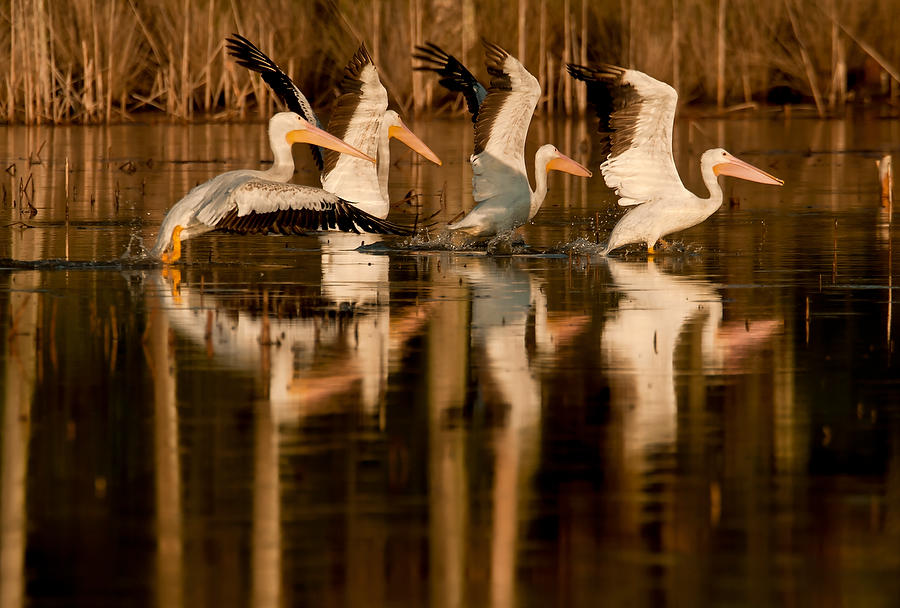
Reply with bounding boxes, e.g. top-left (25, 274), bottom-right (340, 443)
top-left (2, 116), bottom-right (899, 606)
